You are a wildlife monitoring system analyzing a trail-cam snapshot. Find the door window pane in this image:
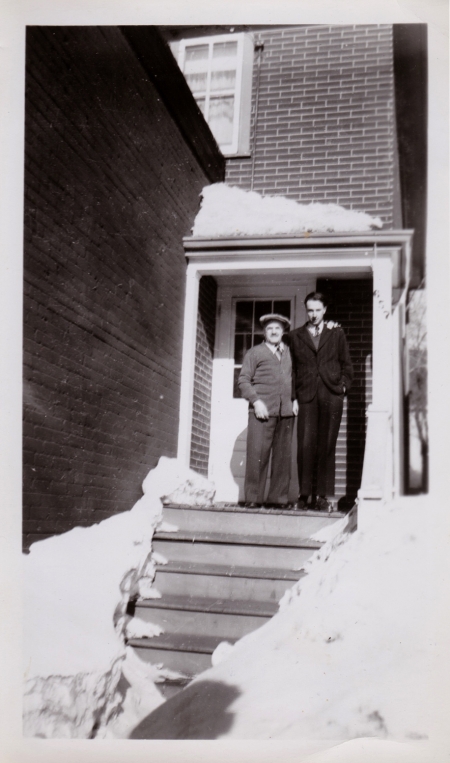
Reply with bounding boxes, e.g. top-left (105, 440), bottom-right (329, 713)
top-left (235, 301), bottom-right (253, 333)
top-left (273, 301), bottom-right (291, 319)
top-left (234, 334), bottom-right (252, 365)
top-left (254, 301), bottom-right (273, 324)
top-left (233, 299), bottom-right (292, 398)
